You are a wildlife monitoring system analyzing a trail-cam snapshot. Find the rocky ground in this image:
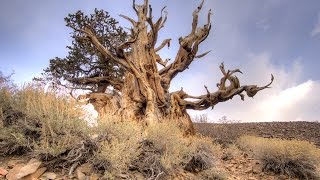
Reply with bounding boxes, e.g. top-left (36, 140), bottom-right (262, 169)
top-left (194, 121), bottom-right (320, 147)
top-left (0, 121), bottom-right (319, 180)
top-left (0, 150), bottom-right (297, 180)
